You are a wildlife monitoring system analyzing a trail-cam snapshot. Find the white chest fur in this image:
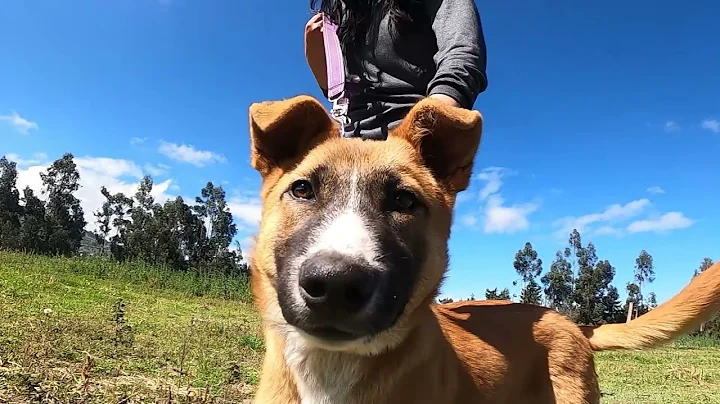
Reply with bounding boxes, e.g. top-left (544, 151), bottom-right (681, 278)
top-left (284, 332), bottom-right (362, 404)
